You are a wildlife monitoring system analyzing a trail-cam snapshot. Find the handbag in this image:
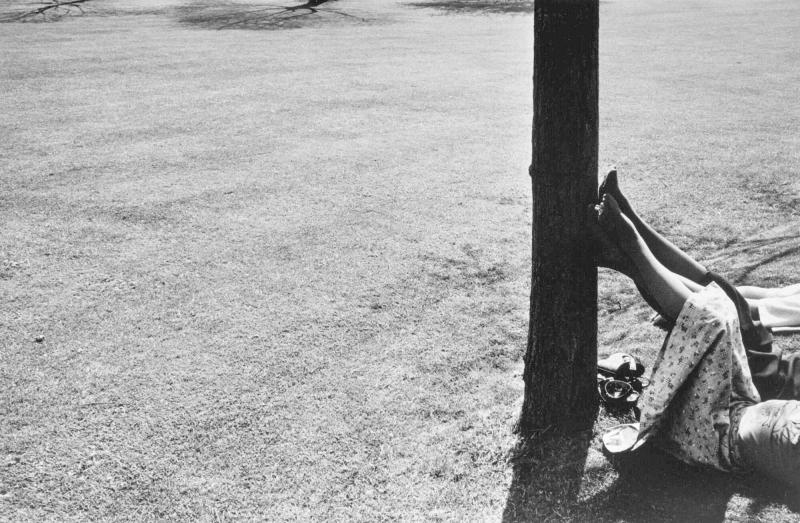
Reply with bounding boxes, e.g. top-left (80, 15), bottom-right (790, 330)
top-left (597, 353), bottom-right (648, 410)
